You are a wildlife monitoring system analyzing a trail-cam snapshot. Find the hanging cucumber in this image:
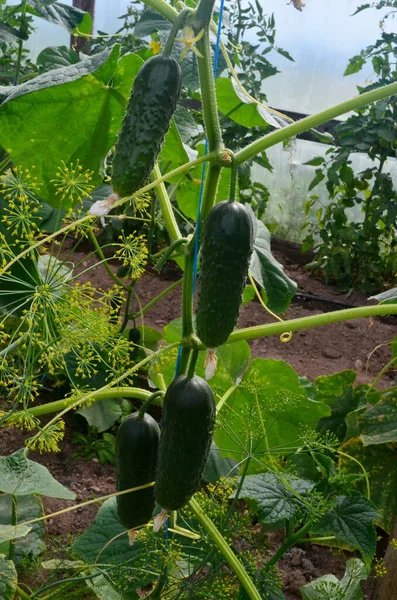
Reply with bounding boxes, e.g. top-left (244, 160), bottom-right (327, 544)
top-left (116, 412), bottom-right (160, 530)
top-left (155, 374), bottom-right (215, 511)
top-left (196, 200), bottom-right (254, 348)
top-left (111, 54), bottom-right (182, 198)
